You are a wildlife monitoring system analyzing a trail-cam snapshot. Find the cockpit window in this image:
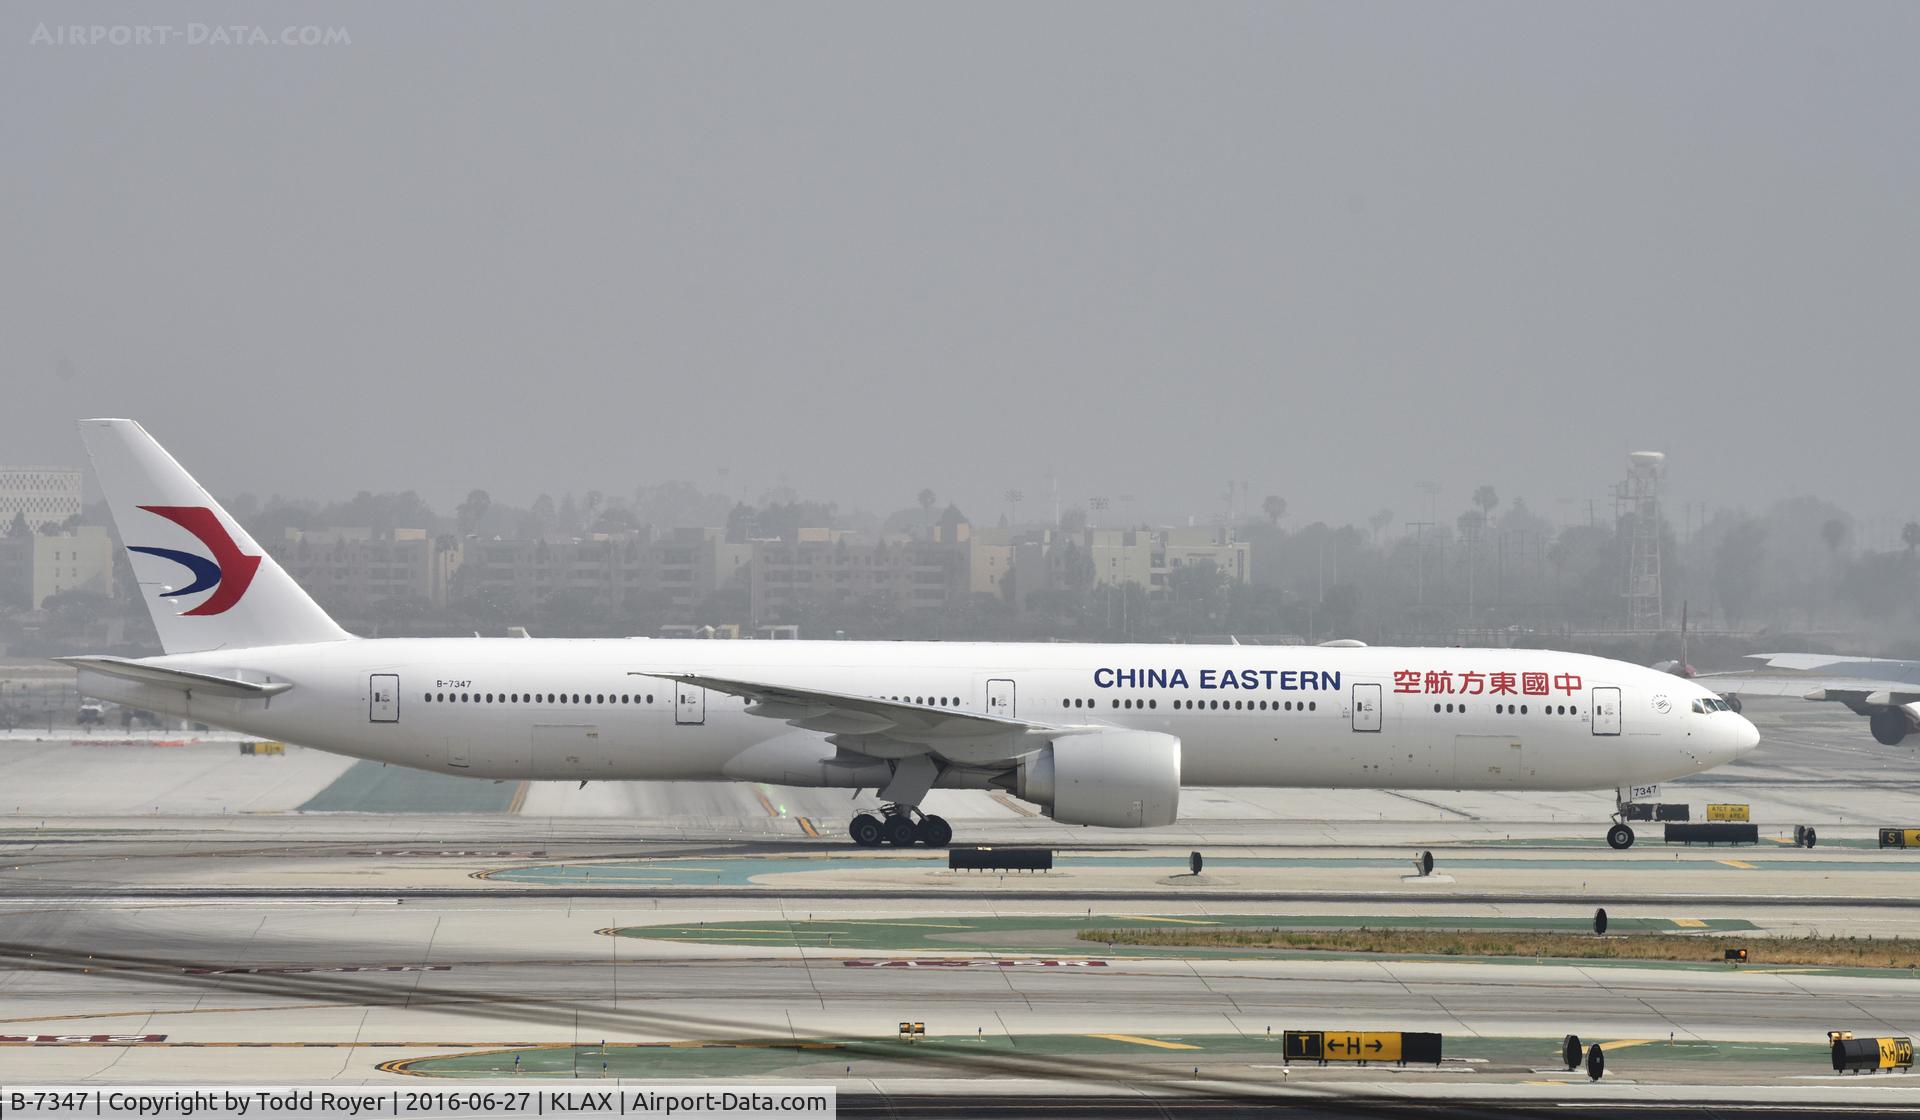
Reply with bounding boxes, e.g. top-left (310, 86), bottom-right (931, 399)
top-left (1692, 697), bottom-right (1730, 713)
